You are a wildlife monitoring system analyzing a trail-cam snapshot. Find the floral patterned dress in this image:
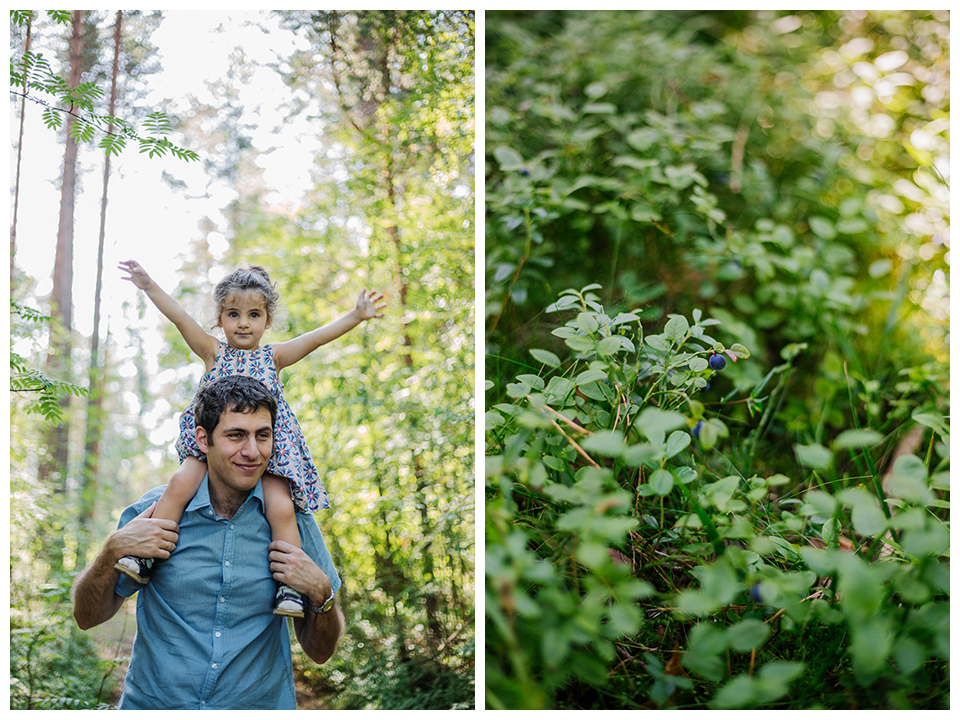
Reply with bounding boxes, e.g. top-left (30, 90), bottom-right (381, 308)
top-left (176, 343), bottom-right (328, 511)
